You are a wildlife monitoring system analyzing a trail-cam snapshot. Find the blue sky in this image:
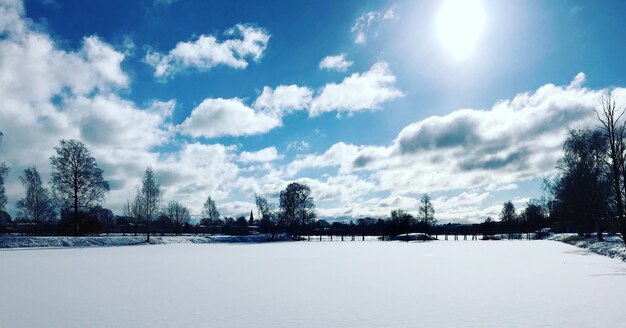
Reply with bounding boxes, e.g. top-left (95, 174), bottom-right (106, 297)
top-left (1, 0), bottom-right (625, 222)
